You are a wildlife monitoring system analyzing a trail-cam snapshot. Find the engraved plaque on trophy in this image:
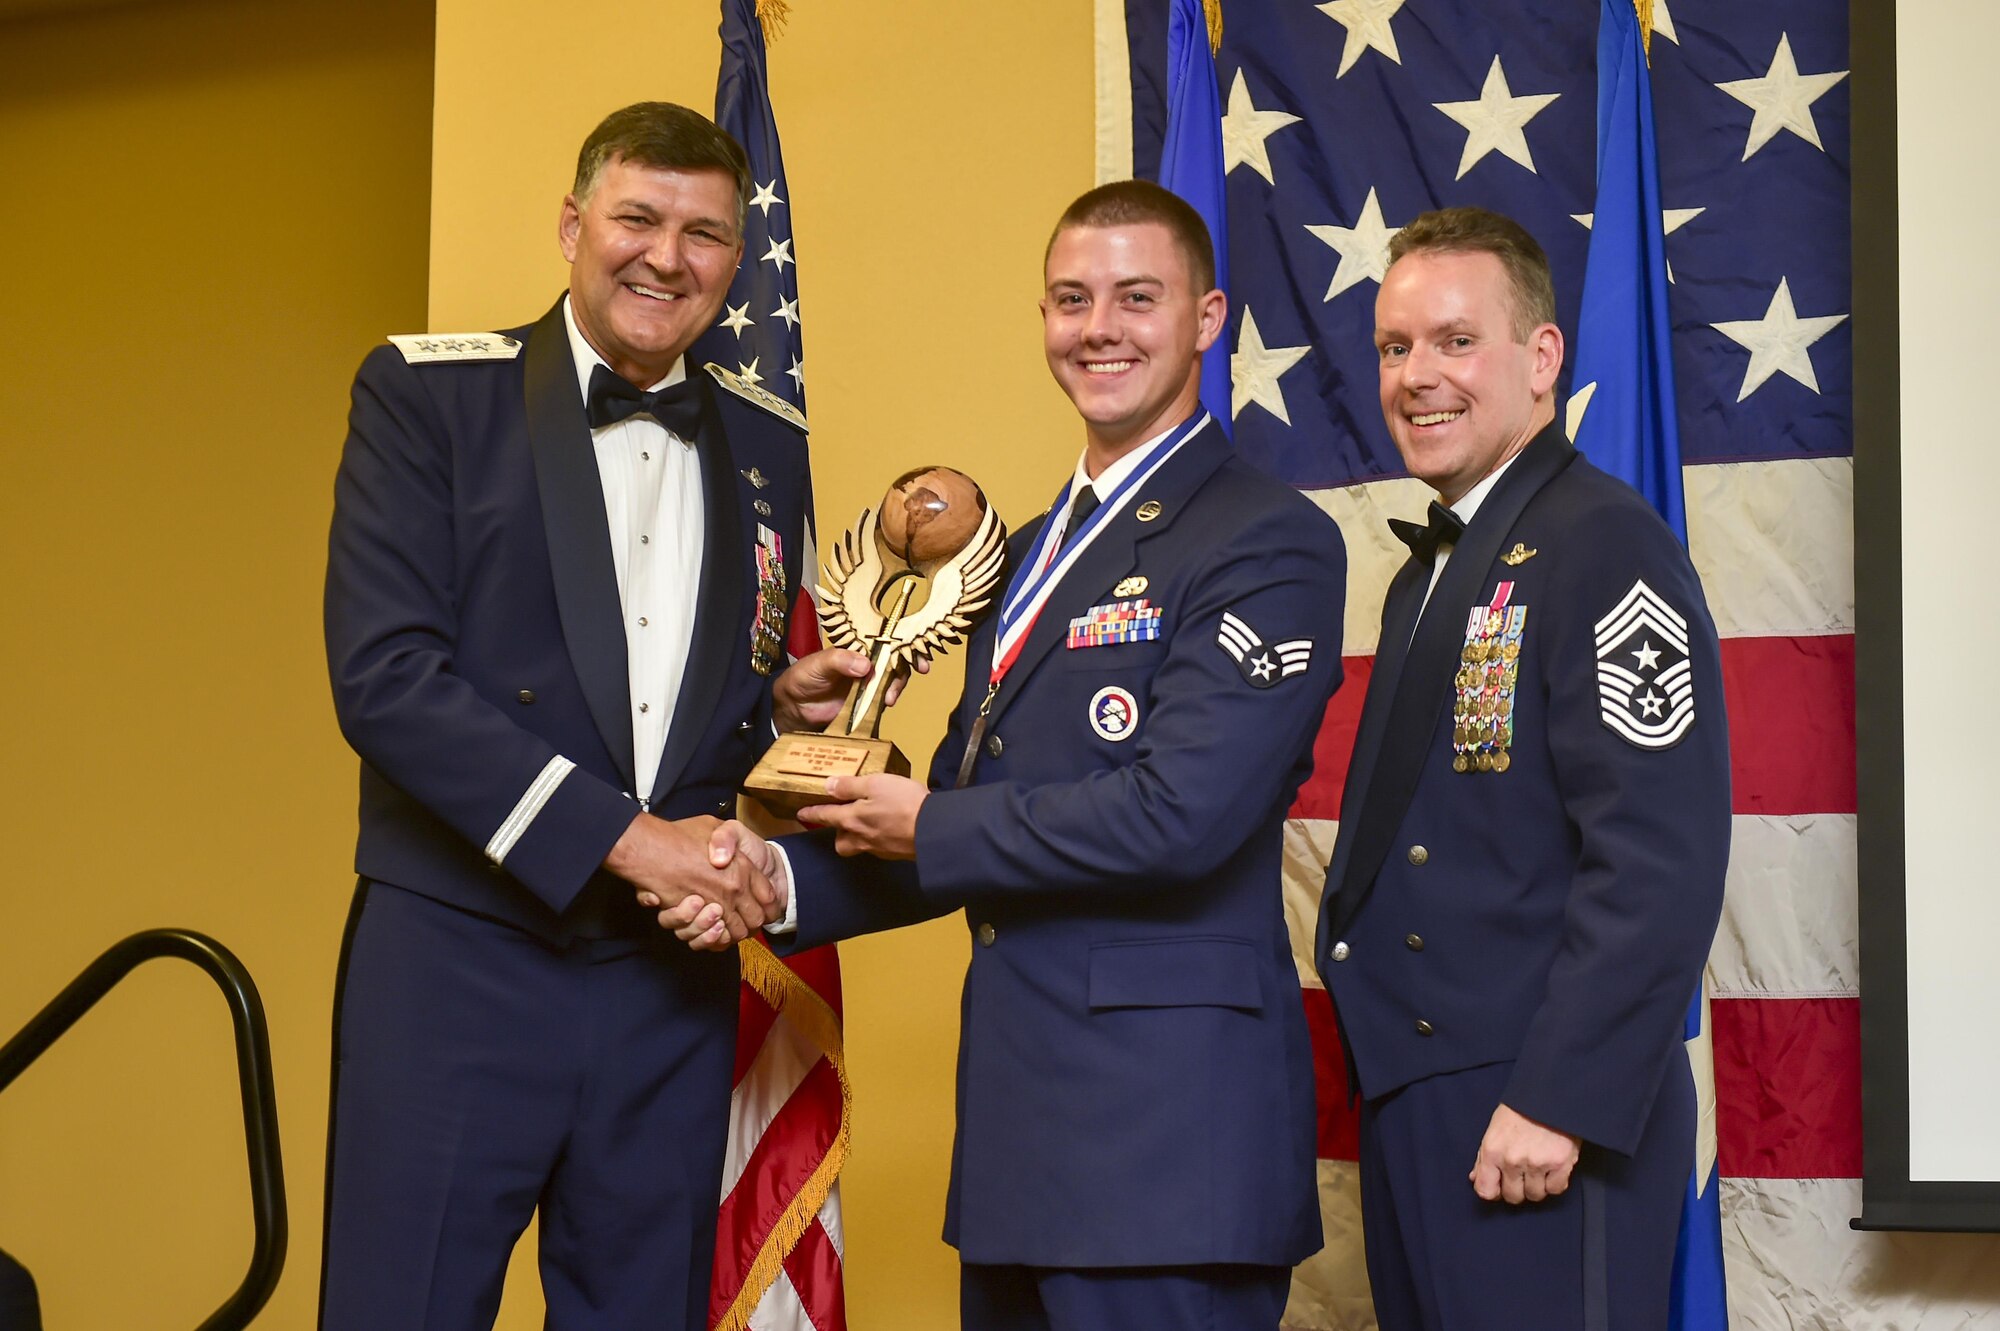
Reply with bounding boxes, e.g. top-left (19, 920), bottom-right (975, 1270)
top-left (742, 466), bottom-right (1008, 818)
